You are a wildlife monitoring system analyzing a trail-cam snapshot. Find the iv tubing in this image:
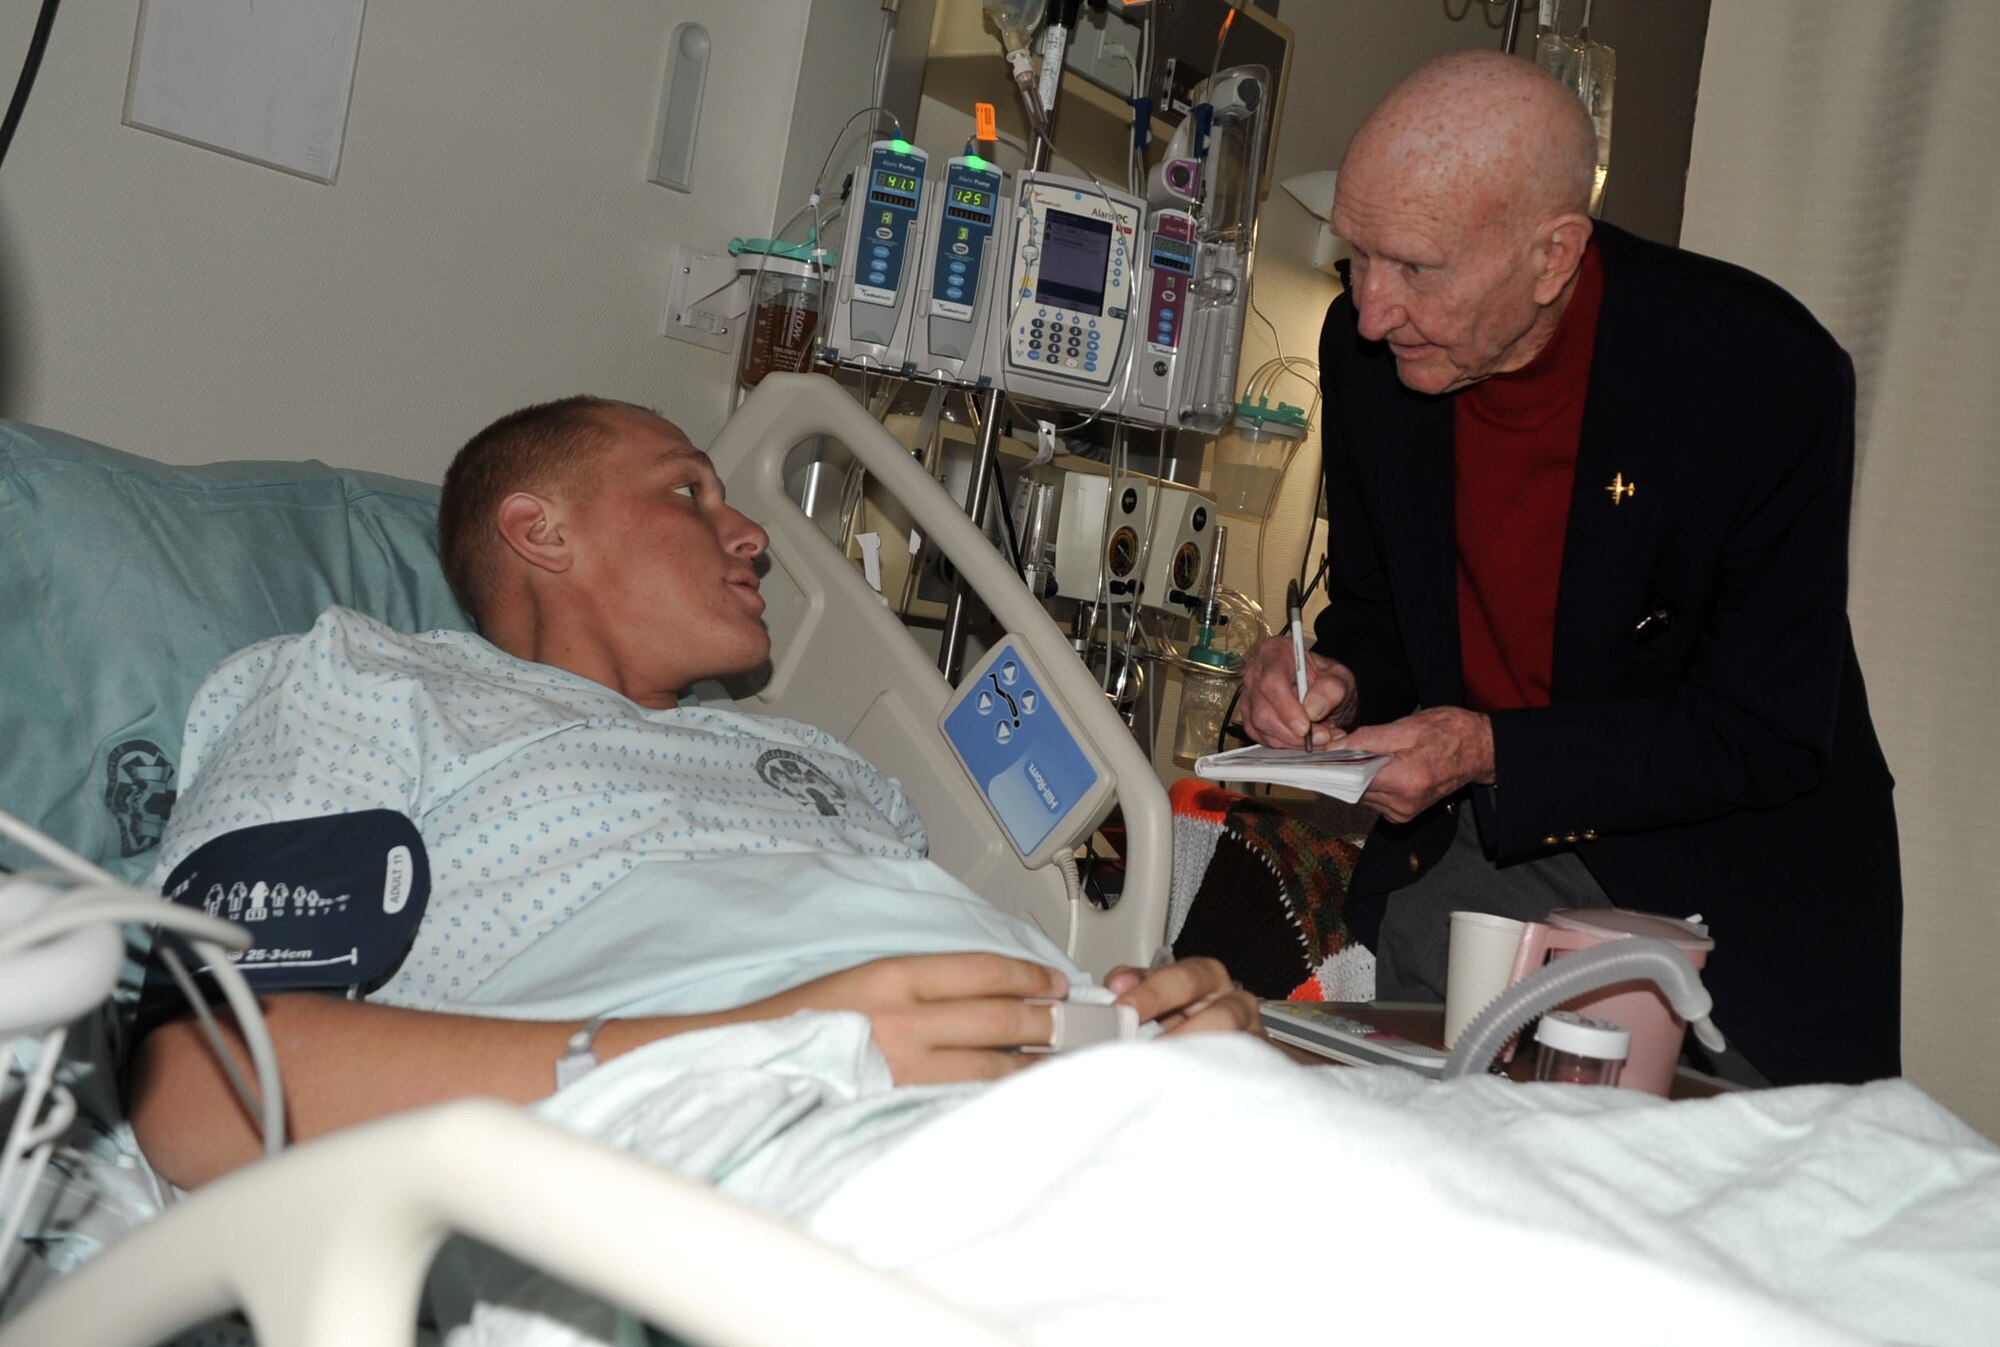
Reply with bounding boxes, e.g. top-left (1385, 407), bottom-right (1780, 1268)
top-left (1442, 936), bottom-right (1727, 1082)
